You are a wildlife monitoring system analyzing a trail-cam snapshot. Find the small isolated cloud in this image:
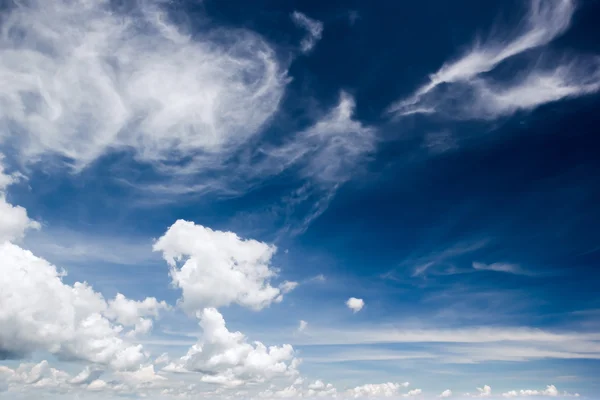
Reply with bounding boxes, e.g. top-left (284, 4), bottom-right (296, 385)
top-left (298, 320), bottom-right (308, 332)
top-left (440, 389), bottom-right (453, 398)
top-left (346, 297), bottom-right (365, 313)
top-left (388, 0), bottom-right (600, 120)
top-left (291, 11), bottom-right (324, 53)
